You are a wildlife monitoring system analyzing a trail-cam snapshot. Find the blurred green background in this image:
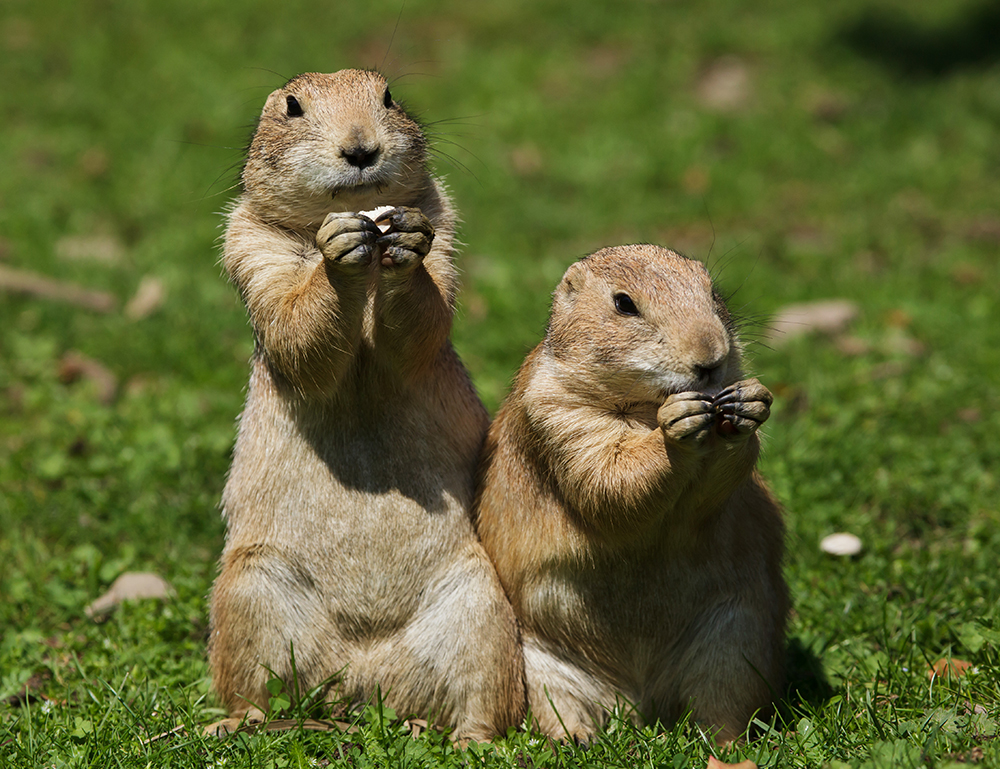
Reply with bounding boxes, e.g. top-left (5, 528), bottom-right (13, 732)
top-left (1, 0), bottom-right (999, 763)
